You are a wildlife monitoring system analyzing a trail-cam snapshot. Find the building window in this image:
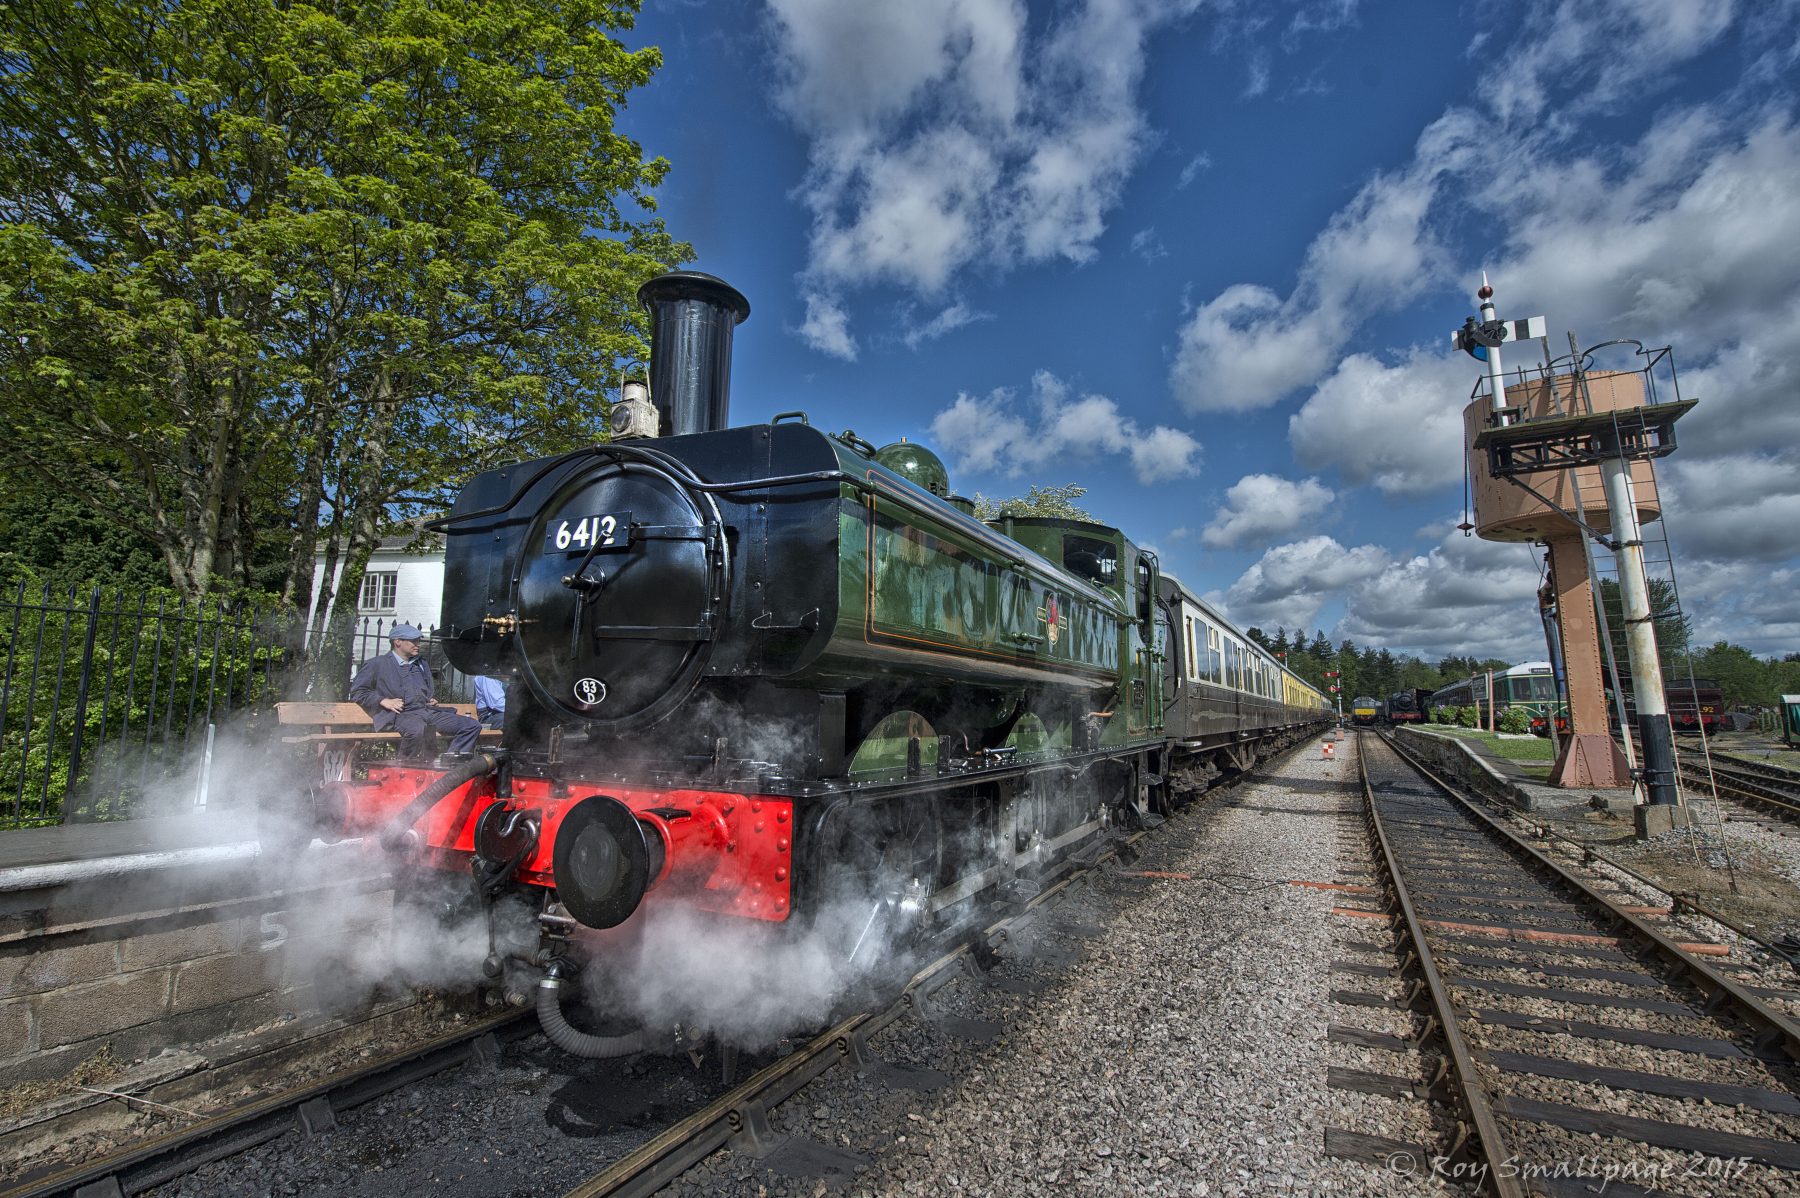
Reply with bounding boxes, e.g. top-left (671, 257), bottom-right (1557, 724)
top-left (360, 571), bottom-right (398, 612)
